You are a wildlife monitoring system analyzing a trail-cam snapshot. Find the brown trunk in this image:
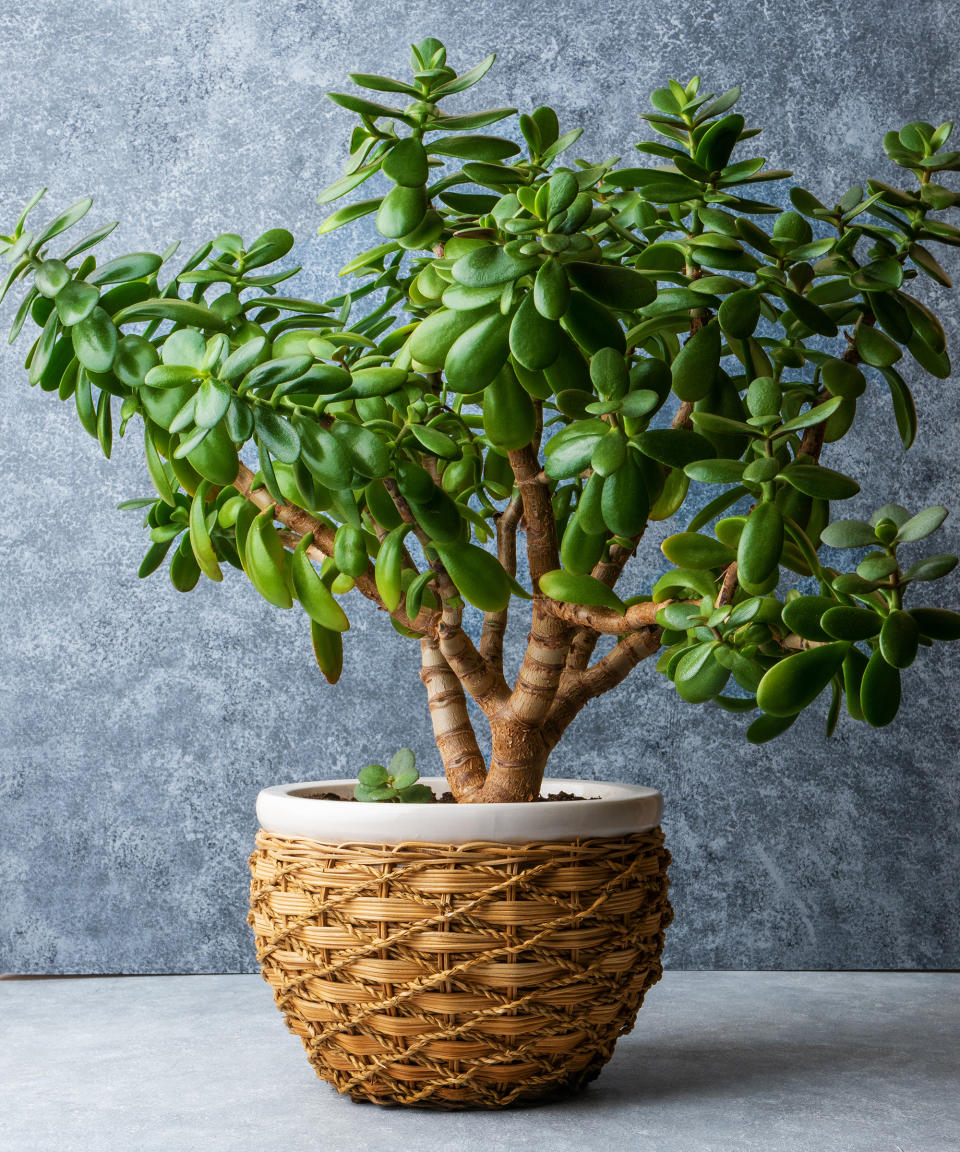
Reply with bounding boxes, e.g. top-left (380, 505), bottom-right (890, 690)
top-left (479, 718), bottom-right (550, 802)
top-left (419, 636), bottom-right (486, 801)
